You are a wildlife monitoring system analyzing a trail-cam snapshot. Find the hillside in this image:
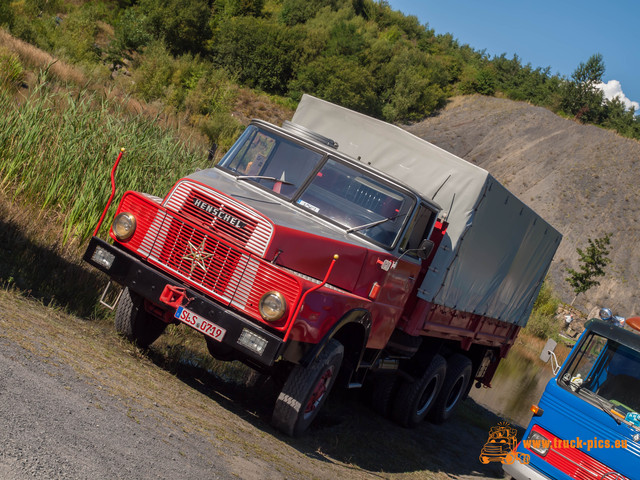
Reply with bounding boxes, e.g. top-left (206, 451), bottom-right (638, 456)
top-left (403, 95), bottom-right (640, 316)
